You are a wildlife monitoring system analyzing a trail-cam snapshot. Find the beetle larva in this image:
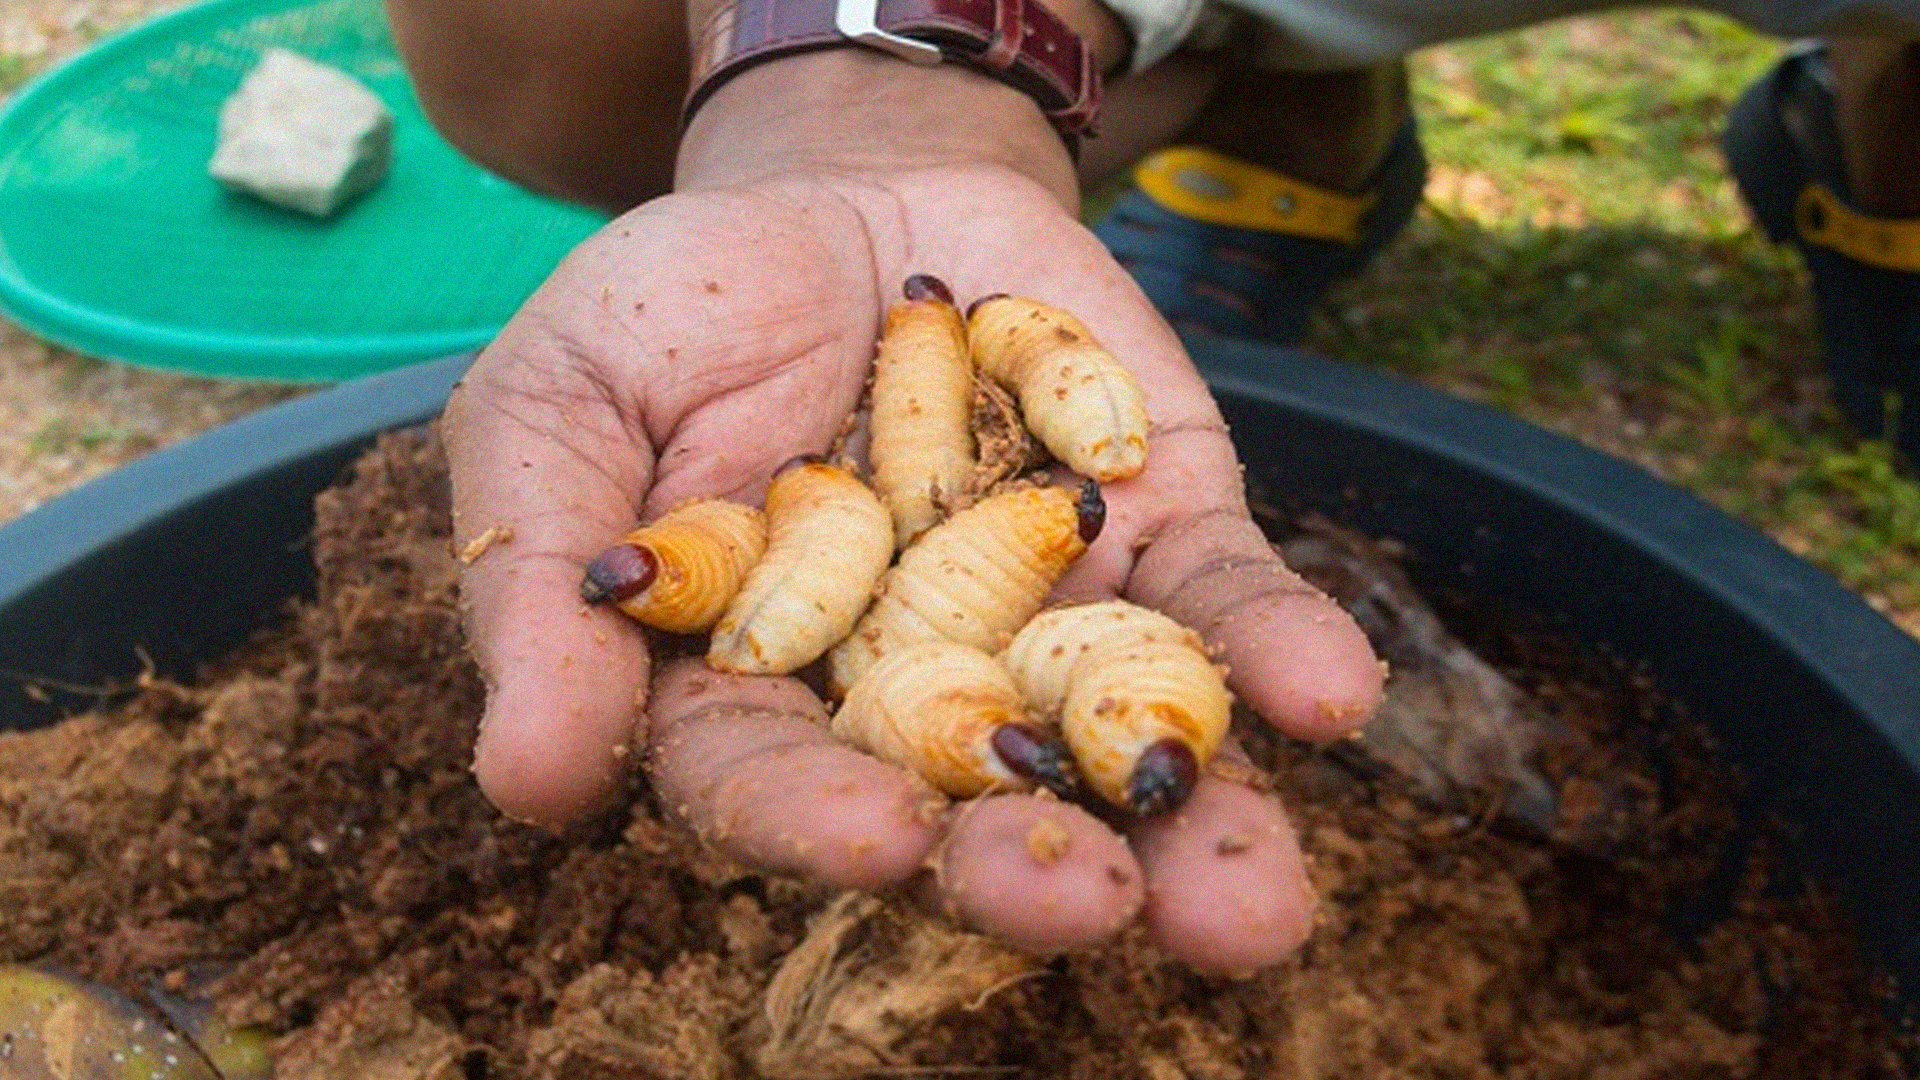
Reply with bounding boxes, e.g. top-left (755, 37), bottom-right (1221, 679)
top-left (580, 497), bottom-right (767, 634)
top-left (832, 640), bottom-right (1080, 799)
top-left (870, 274), bottom-right (977, 548)
top-left (966, 293), bottom-right (1150, 483)
top-left (707, 456), bottom-right (894, 675)
top-left (1001, 599), bottom-right (1231, 816)
top-left (827, 481), bottom-right (1105, 696)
